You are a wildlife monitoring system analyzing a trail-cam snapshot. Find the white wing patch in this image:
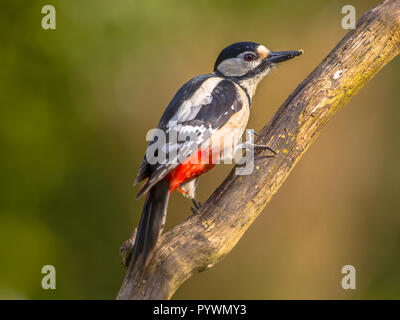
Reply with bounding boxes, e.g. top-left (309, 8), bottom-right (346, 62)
top-left (167, 77), bottom-right (223, 125)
